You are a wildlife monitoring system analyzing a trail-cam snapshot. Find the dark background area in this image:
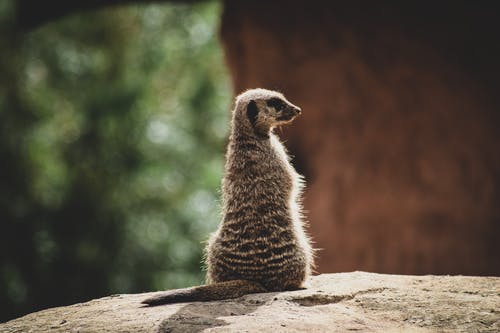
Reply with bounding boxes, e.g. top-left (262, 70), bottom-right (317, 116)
top-left (2, 0), bottom-right (499, 323)
top-left (219, 1), bottom-right (500, 276)
top-left (1, 0), bottom-right (230, 321)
